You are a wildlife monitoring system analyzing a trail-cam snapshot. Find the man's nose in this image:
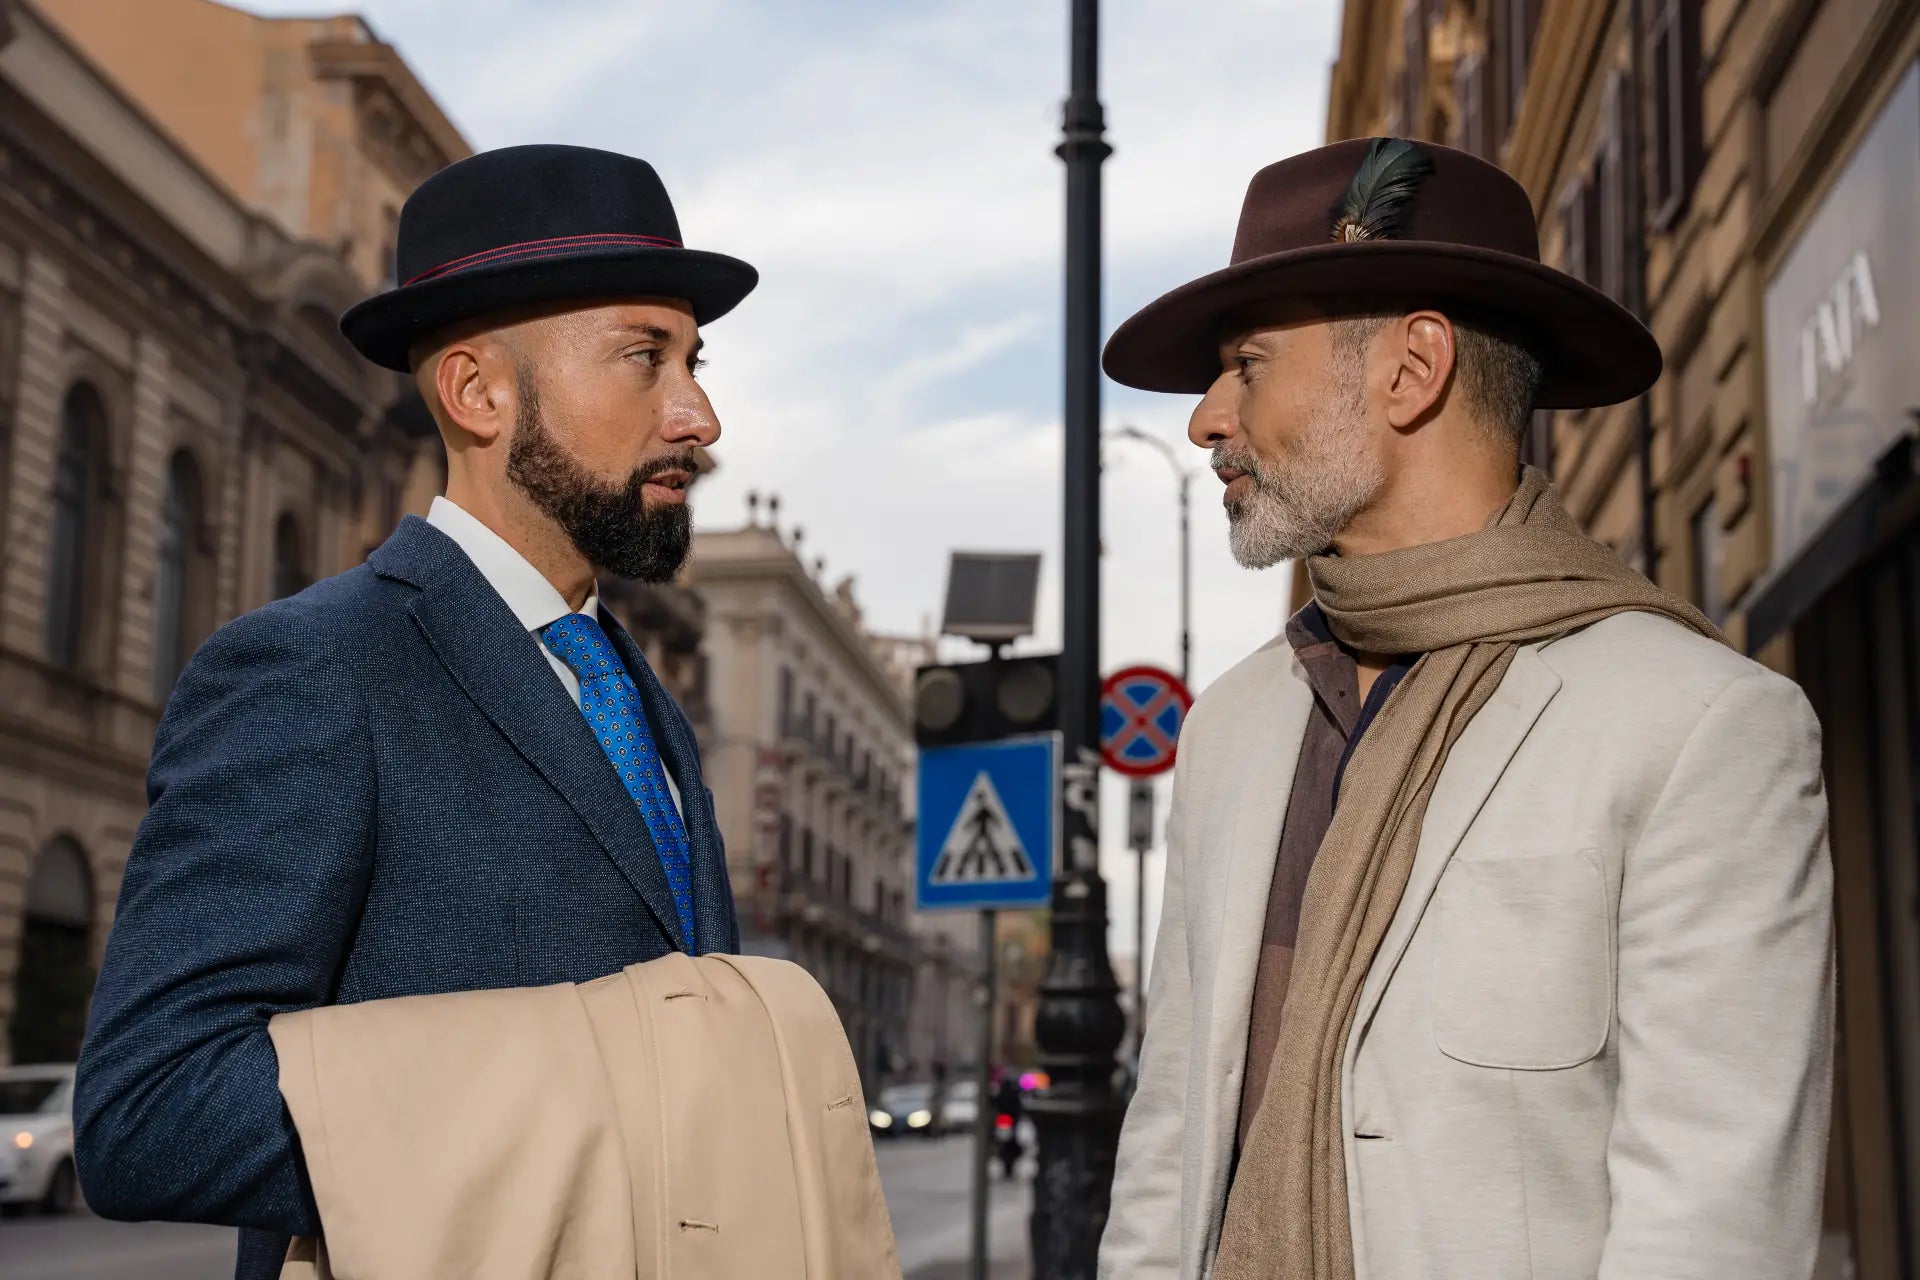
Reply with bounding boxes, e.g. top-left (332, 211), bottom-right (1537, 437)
top-left (1188, 377), bottom-right (1238, 449)
top-left (663, 381), bottom-right (722, 449)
